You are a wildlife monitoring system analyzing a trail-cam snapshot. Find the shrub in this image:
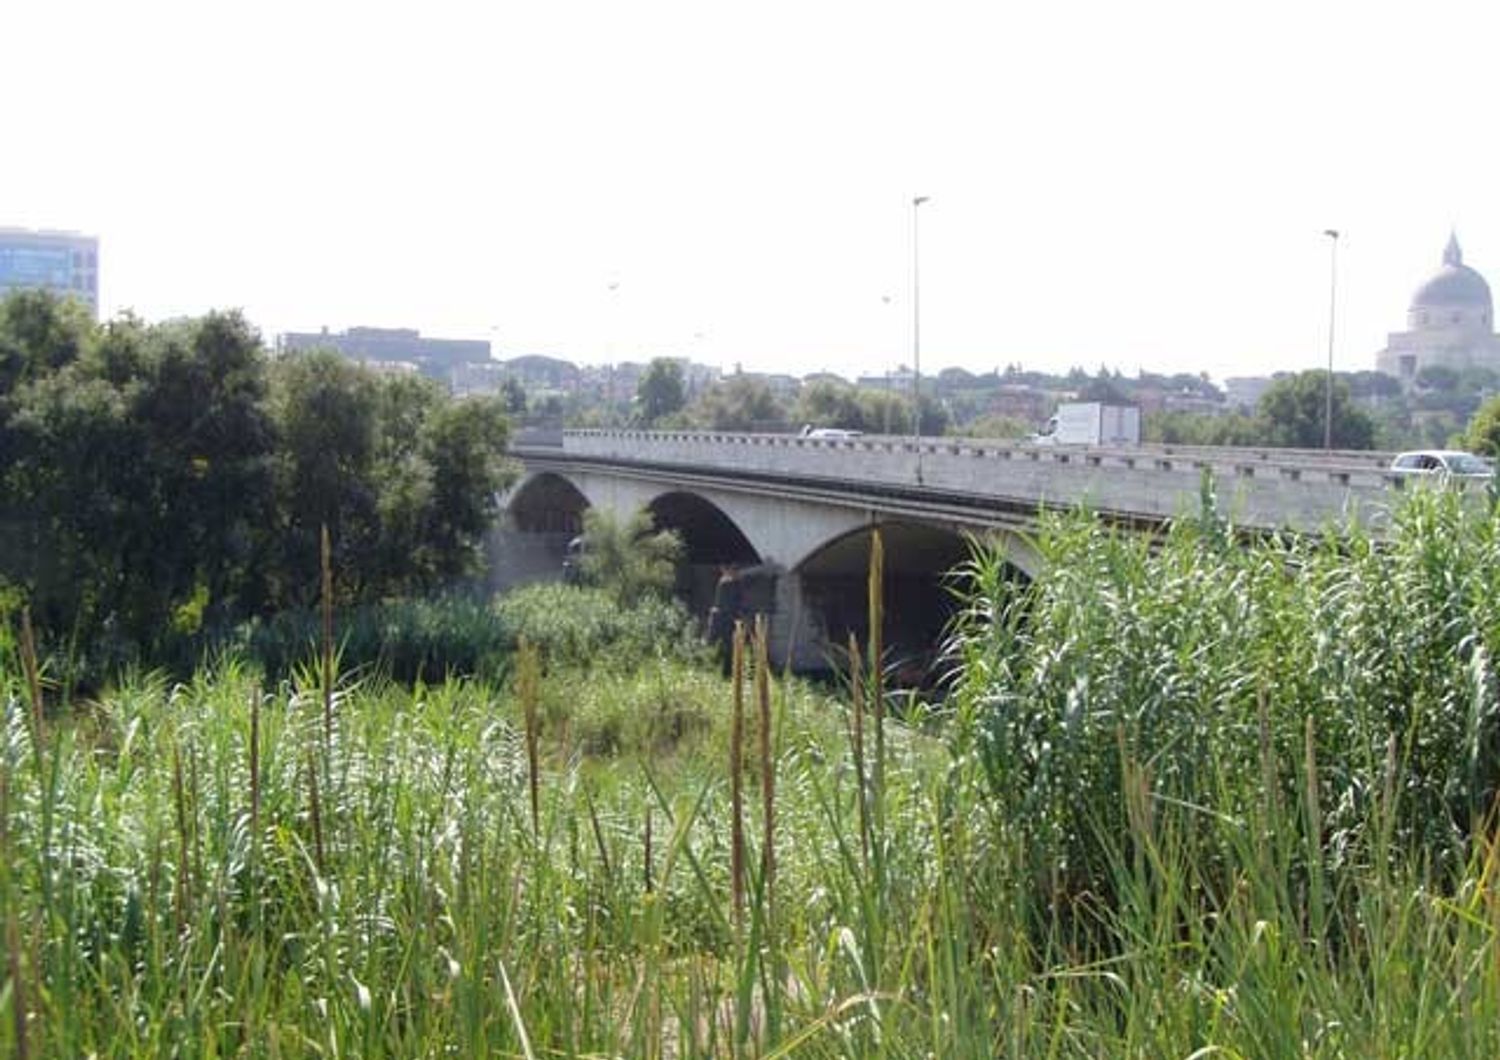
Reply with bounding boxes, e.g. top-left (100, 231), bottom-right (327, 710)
top-left (494, 582), bottom-right (703, 670)
top-left (949, 486), bottom-right (1500, 910)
